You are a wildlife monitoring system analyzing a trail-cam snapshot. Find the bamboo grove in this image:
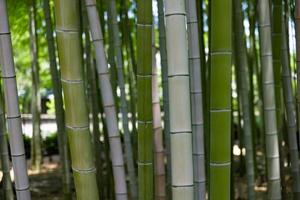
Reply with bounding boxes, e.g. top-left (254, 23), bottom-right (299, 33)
top-left (2, 0), bottom-right (300, 199)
